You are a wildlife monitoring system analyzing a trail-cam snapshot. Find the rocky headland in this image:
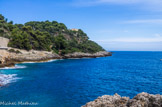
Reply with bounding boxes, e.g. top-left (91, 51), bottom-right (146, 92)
top-left (82, 92), bottom-right (162, 107)
top-left (63, 51), bottom-right (111, 59)
top-left (0, 32), bottom-right (112, 68)
top-left (0, 48), bottom-right (112, 68)
top-left (0, 48), bottom-right (111, 86)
